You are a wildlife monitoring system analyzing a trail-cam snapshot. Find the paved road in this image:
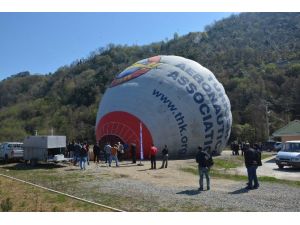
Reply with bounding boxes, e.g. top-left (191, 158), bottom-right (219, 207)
top-left (225, 151), bottom-right (300, 181)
